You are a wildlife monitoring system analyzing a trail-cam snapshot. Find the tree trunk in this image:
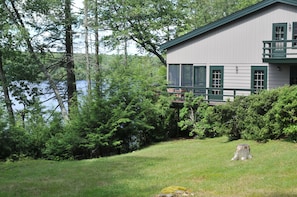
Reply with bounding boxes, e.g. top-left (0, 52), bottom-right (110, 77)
top-left (65, 0), bottom-right (77, 113)
top-left (94, 0), bottom-right (102, 95)
top-left (6, 0), bottom-right (69, 121)
top-left (0, 50), bottom-right (15, 125)
top-left (84, 0), bottom-right (91, 94)
top-left (124, 38), bottom-right (128, 67)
